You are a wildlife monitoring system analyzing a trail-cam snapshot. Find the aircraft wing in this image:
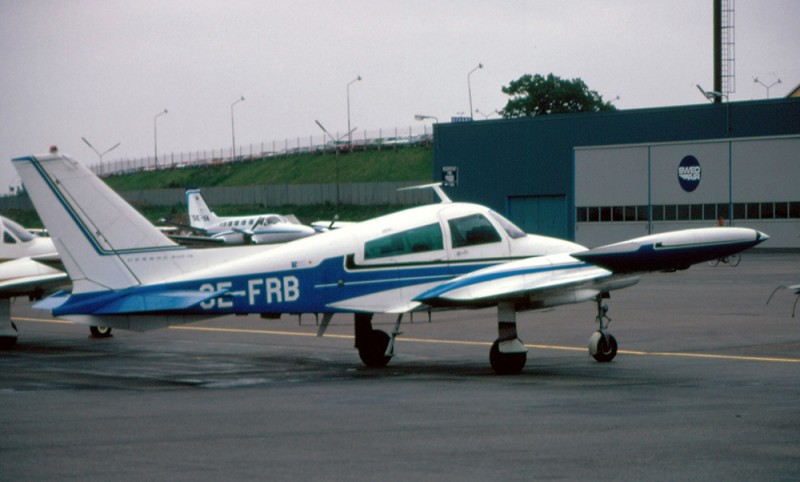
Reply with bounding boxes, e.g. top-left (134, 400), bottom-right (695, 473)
top-left (571, 227), bottom-right (767, 272)
top-left (416, 227), bottom-right (767, 309)
top-left (0, 258), bottom-right (70, 298)
top-left (414, 254), bottom-right (629, 309)
top-left (168, 234), bottom-right (227, 246)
